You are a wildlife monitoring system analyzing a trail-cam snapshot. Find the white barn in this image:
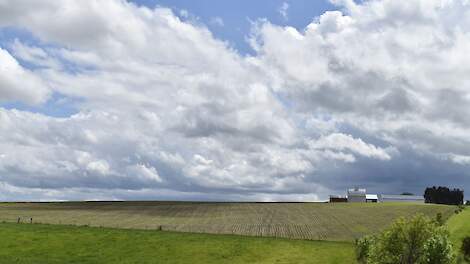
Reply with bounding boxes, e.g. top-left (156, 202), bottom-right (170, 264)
top-left (366, 194), bottom-right (378, 203)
